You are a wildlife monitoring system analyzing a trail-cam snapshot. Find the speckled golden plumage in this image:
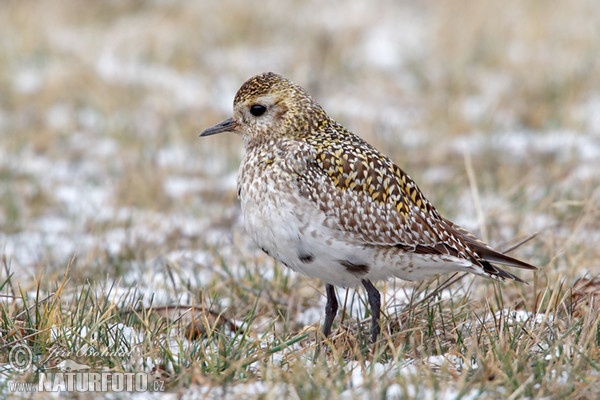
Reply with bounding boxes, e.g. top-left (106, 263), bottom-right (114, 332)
top-left (200, 72), bottom-right (537, 342)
